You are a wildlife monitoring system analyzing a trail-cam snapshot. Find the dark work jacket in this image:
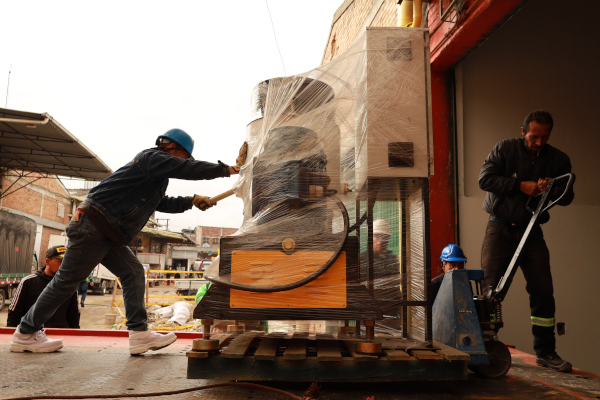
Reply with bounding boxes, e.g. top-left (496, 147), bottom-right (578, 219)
top-left (83, 148), bottom-right (230, 246)
top-left (479, 138), bottom-right (574, 225)
top-left (7, 270), bottom-right (80, 328)
top-left (431, 273), bottom-right (444, 303)
top-left (360, 250), bottom-right (402, 312)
